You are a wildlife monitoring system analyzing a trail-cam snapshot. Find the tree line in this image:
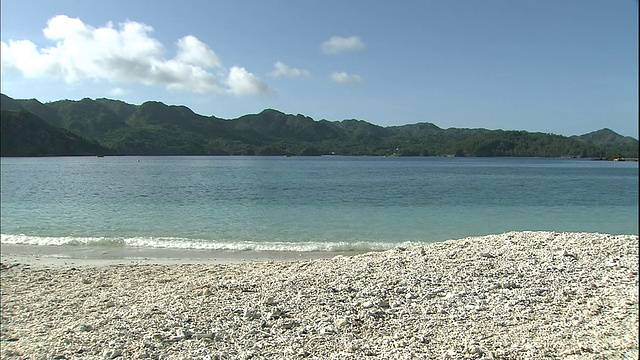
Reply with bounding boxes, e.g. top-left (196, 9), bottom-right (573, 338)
top-left (1, 94), bottom-right (637, 158)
